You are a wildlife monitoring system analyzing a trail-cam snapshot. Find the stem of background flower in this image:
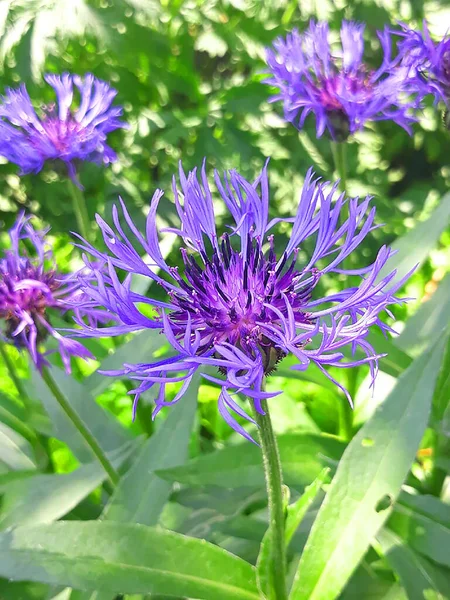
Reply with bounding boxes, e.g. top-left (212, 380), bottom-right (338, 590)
top-left (330, 141), bottom-right (347, 192)
top-left (338, 366), bottom-right (357, 441)
top-left (67, 179), bottom-right (91, 242)
top-left (253, 397), bottom-right (287, 600)
top-left (338, 396), bottom-right (353, 442)
top-left (331, 142), bottom-right (357, 440)
top-left (41, 366), bottom-right (120, 487)
top-left (0, 339), bottom-right (34, 410)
